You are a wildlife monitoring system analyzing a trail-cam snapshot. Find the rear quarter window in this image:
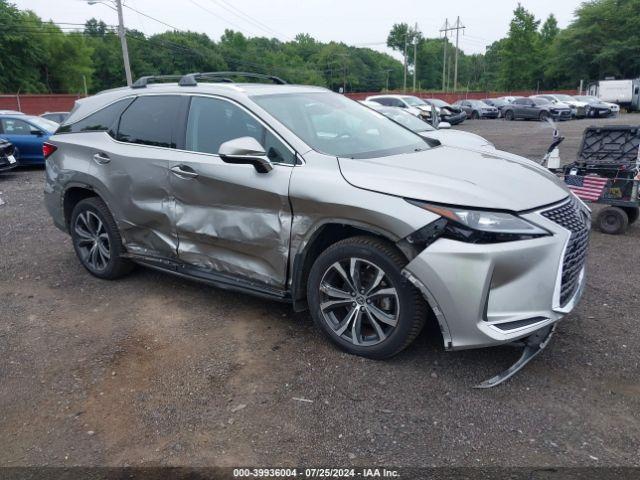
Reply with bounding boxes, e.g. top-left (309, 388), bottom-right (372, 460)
top-left (57, 98), bottom-right (134, 135)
